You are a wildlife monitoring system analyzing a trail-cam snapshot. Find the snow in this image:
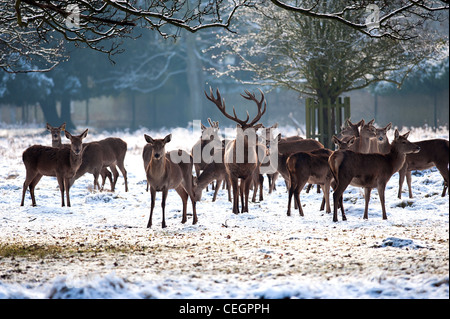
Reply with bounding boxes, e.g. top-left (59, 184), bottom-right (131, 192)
top-left (0, 123), bottom-right (448, 299)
